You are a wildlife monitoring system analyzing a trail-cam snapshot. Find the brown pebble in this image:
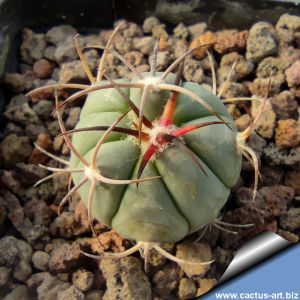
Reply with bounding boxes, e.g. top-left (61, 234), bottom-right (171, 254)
top-left (285, 170), bottom-right (300, 194)
top-left (28, 133), bottom-right (53, 165)
top-left (285, 60), bottom-right (300, 87)
top-left (214, 30), bottom-right (248, 54)
top-left (189, 31), bottom-right (216, 59)
top-left (275, 119), bottom-right (300, 149)
top-left (33, 59), bottom-right (54, 78)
